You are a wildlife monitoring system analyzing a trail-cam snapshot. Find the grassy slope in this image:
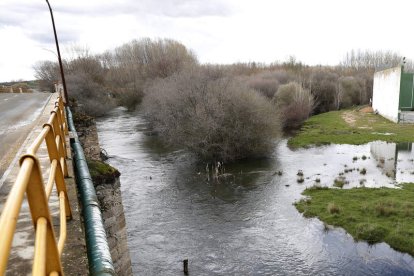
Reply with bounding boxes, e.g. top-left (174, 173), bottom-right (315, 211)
top-left (295, 185), bottom-right (414, 256)
top-left (289, 108), bottom-right (414, 148)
